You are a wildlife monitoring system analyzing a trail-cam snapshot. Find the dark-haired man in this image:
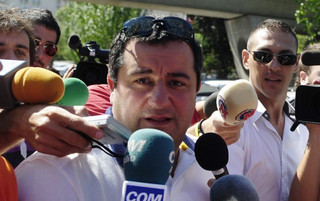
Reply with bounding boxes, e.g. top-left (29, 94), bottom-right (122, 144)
top-left (16, 16), bottom-right (214, 201)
